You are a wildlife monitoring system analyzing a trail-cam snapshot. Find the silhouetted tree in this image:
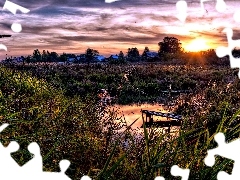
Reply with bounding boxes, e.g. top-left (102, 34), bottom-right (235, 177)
top-left (119, 51), bottom-right (124, 59)
top-left (158, 37), bottom-right (182, 55)
top-left (33, 49), bottom-right (41, 62)
top-left (46, 50), bottom-right (51, 61)
top-left (85, 48), bottom-right (99, 63)
top-left (118, 51), bottom-right (126, 64)
top-left (26, 55), bottom-right (31, 64)
top-left (203, 49), bottom-right (219, 65)
top-left (85, 48), bottom-right (99, 70)
top-left (42, 50), bottom-right (48, 63)
top-left (59, 53), bottom-right (67, 62)
top-left (49, 52), bottom-right (59, 62)
top-left (127, 47), bottom-right (140, 62)
top-left (141, 47), bottom-right (150, 61)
